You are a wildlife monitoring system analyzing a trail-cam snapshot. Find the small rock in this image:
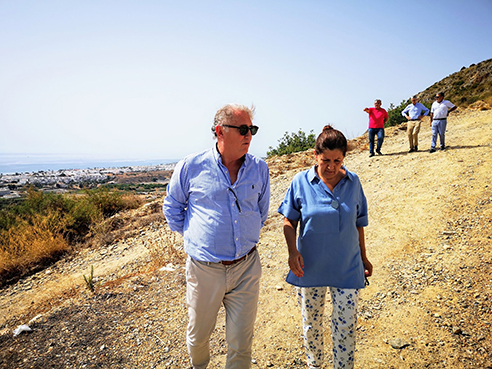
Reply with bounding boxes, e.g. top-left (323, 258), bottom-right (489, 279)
top-left (13, 325), bottom-right (32, 337)
top-left (28, 314), bottom-right (44, 325)
top-left (389, 338), bottom-right (410, 349)
top-left (275, 285), bottom-right (283, 291)
top-left (160, 263), bottom-right (176, 272)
